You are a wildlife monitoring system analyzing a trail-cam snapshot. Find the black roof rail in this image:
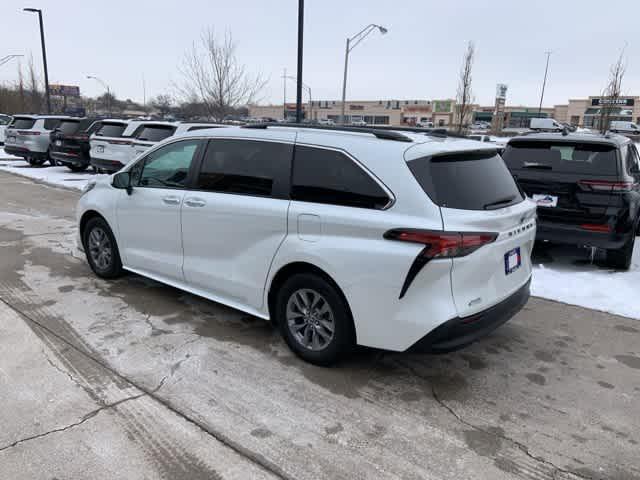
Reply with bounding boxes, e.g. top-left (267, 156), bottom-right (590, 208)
top-left (242, 122), bottom-right (413, 142)
top-left (368, 125), bottom-right (469, 139)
